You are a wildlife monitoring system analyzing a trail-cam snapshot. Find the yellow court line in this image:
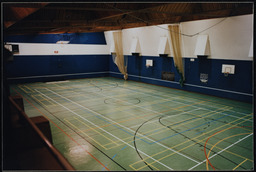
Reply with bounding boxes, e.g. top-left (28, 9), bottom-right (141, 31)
top-left (107, 115), bottom-right (252, 151)
top-left (38, 94), bottom-right (55, 105)
top-left (104, 105), bottom-right (233, 148)
top-left (73, 116), bottom-right (120, 147)
top-left (129, 161), bottom-right (160, 171)
top-left (130, 114), bottom-right (252, 170)
top-left (64, 118), bottom-right (109, 150)
top-left (129, 106), bottom-right (233, 144)
top-left (24, 85), bottom-right (34, 93)
top-left (102, 101), bottom-right (213, 147)
top-left (18, 85), bottom-right (29, 93)
top-left (131, 119), bottom-right (252, 171)
top-left (130, 106), bottom-right (235, 169)
top-left (131, 114), bottom-right (252, 168)
top-left (206, 133), bottom-right (251, 170)
top-left (233, 159), bottom-right (248, 170)
top-left (193, 138), bottom-right (253, 163)
top-left (31, 95), bottom-right (48, 107)
top-left (75, 106), bottom-right (175, 135)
